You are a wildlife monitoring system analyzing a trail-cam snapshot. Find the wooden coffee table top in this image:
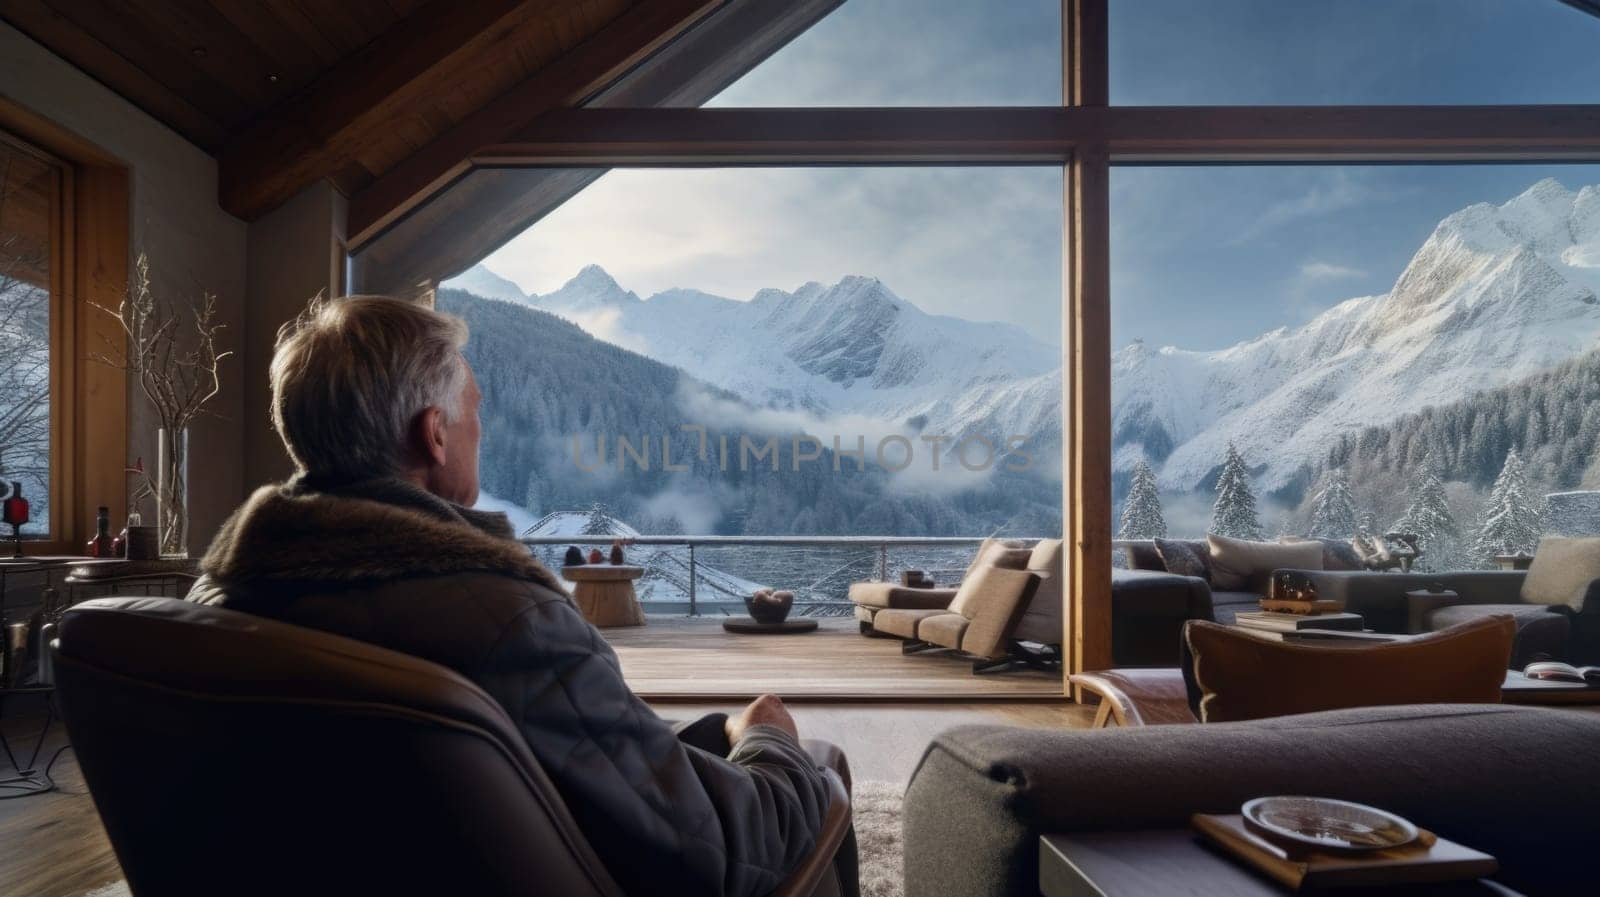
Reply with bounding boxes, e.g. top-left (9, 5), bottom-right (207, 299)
top-left (561, 564), bottom-right (644, 582)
